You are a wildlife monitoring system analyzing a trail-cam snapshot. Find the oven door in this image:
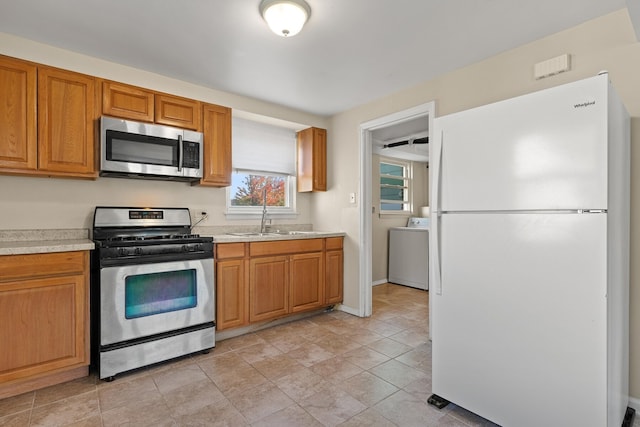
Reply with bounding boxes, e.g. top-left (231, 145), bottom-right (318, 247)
top-left (99, 258), bottom-right (214, 346)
